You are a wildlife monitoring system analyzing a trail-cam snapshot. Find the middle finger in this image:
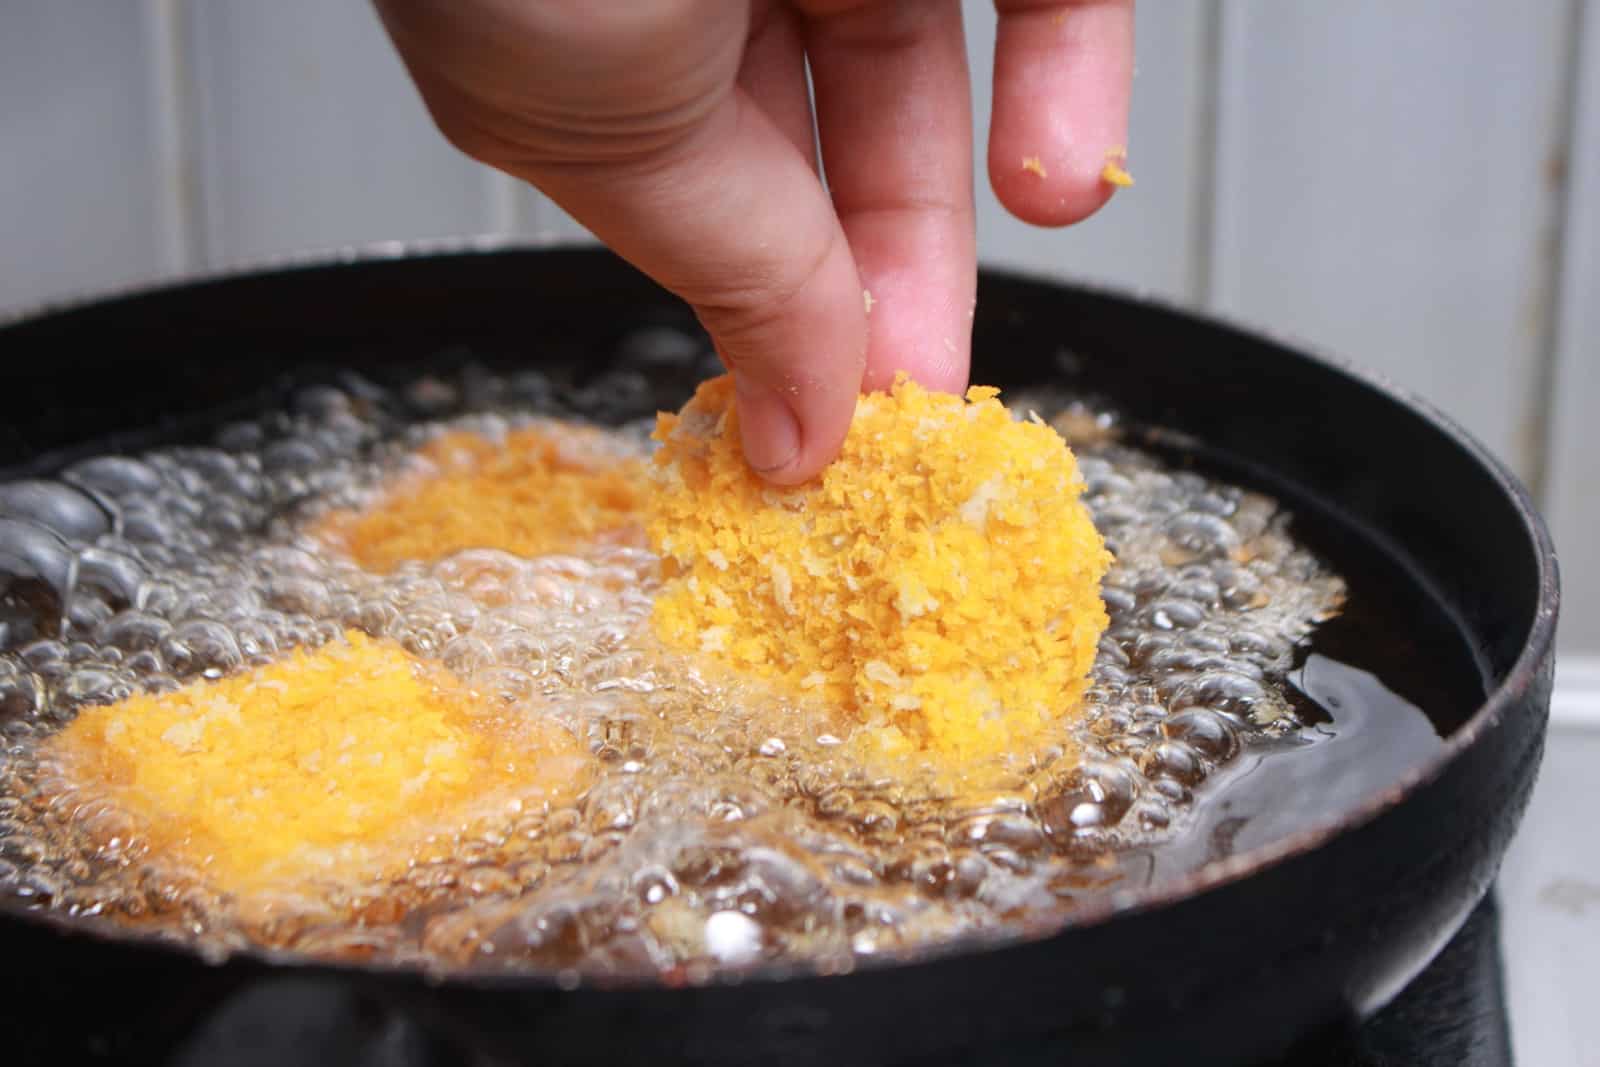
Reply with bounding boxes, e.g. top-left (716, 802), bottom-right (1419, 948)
top-left (799, 0), bottom-right (976, 394)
